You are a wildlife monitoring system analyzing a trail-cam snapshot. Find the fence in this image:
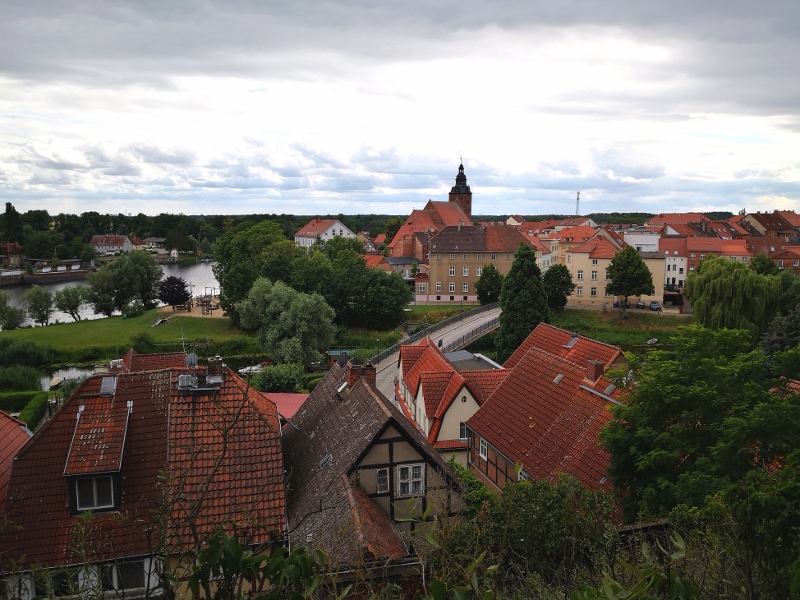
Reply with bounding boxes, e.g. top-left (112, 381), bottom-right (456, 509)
top-left (440, 317), bottom-right (500, 354)
top-left (370, 302), bottom-right (499, 365)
